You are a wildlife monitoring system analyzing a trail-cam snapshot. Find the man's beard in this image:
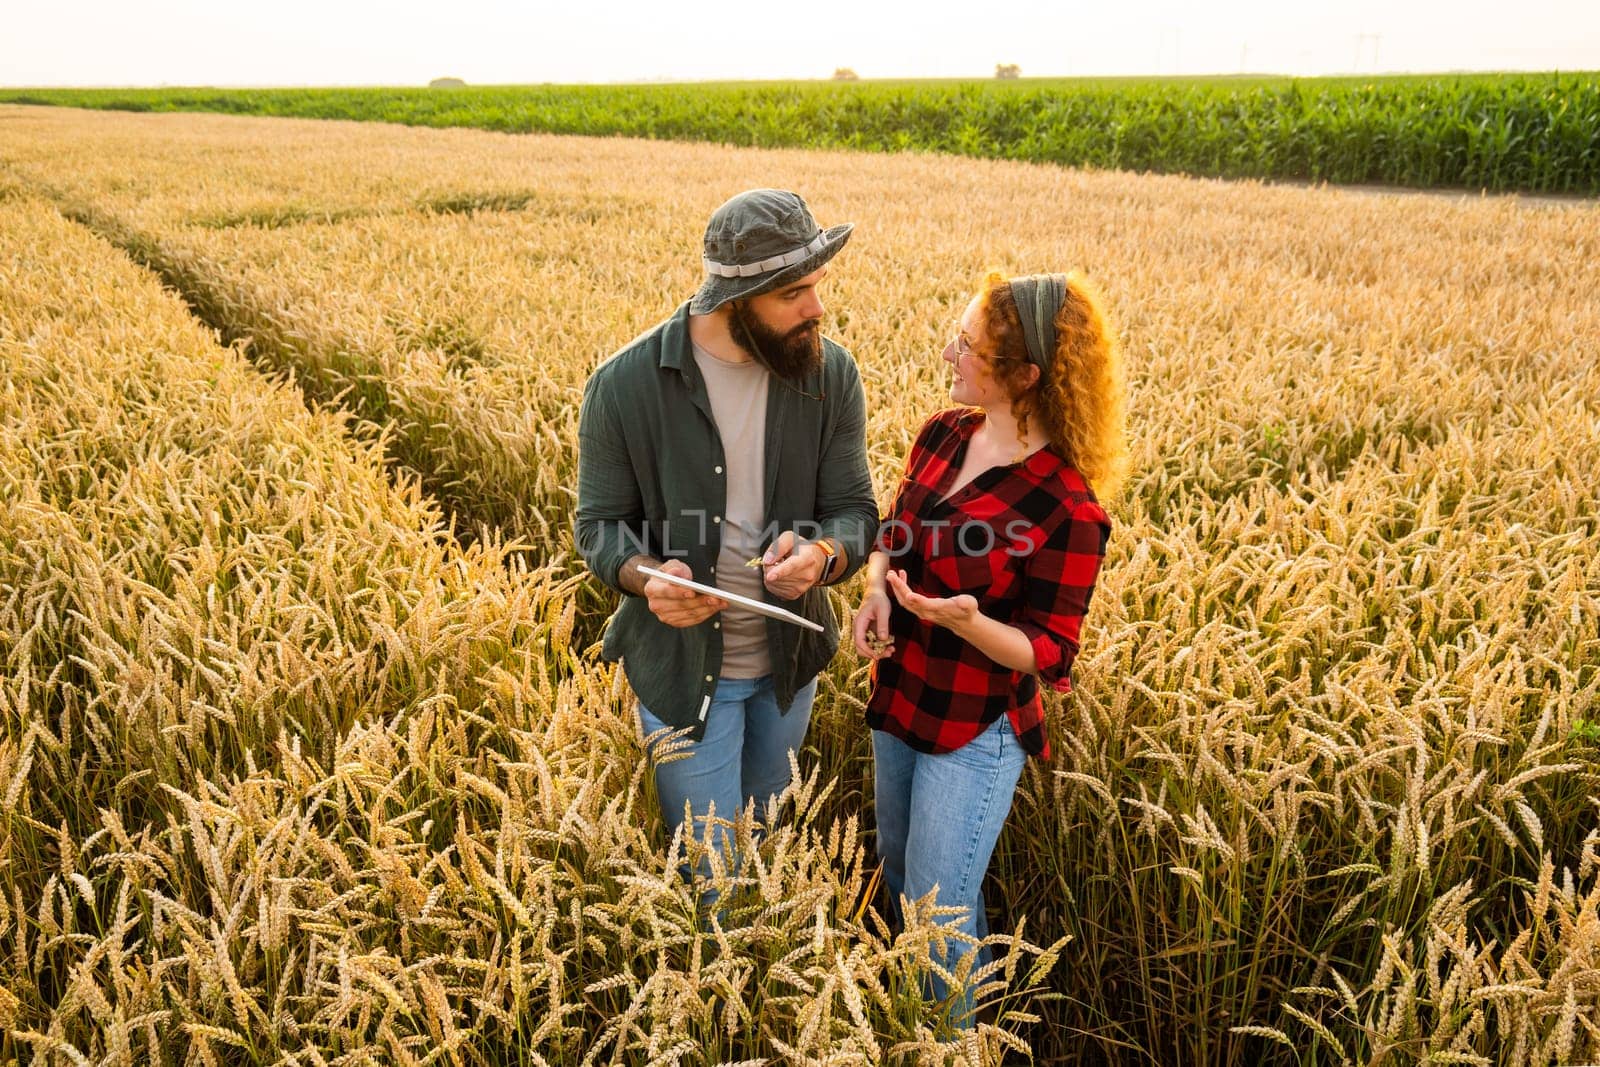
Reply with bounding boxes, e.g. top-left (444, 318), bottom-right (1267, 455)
top-left (730, 300), bottom-right (823, 381)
